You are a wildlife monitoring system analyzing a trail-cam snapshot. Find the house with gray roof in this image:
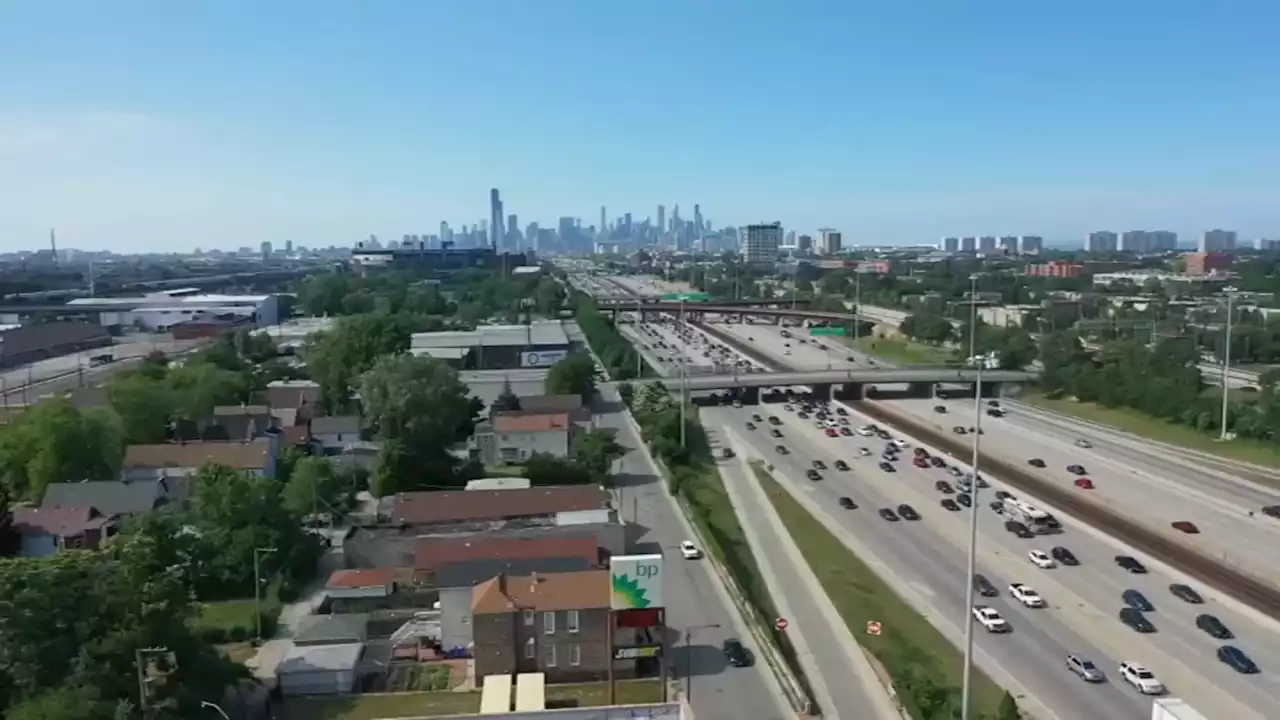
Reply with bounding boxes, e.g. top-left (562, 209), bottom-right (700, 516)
top-left (41, 478), bottom-right (181, 517)
top-left (310, 415), bottom-right (362, 452)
